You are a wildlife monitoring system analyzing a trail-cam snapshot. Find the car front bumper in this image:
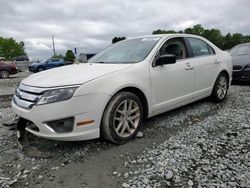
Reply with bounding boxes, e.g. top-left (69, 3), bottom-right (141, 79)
top-left (12, 93), bottom-right (111, 141)
top-left (233, 67), bottom-right (250, 81)
top-left (28, 66), bottom-right (37, 72)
